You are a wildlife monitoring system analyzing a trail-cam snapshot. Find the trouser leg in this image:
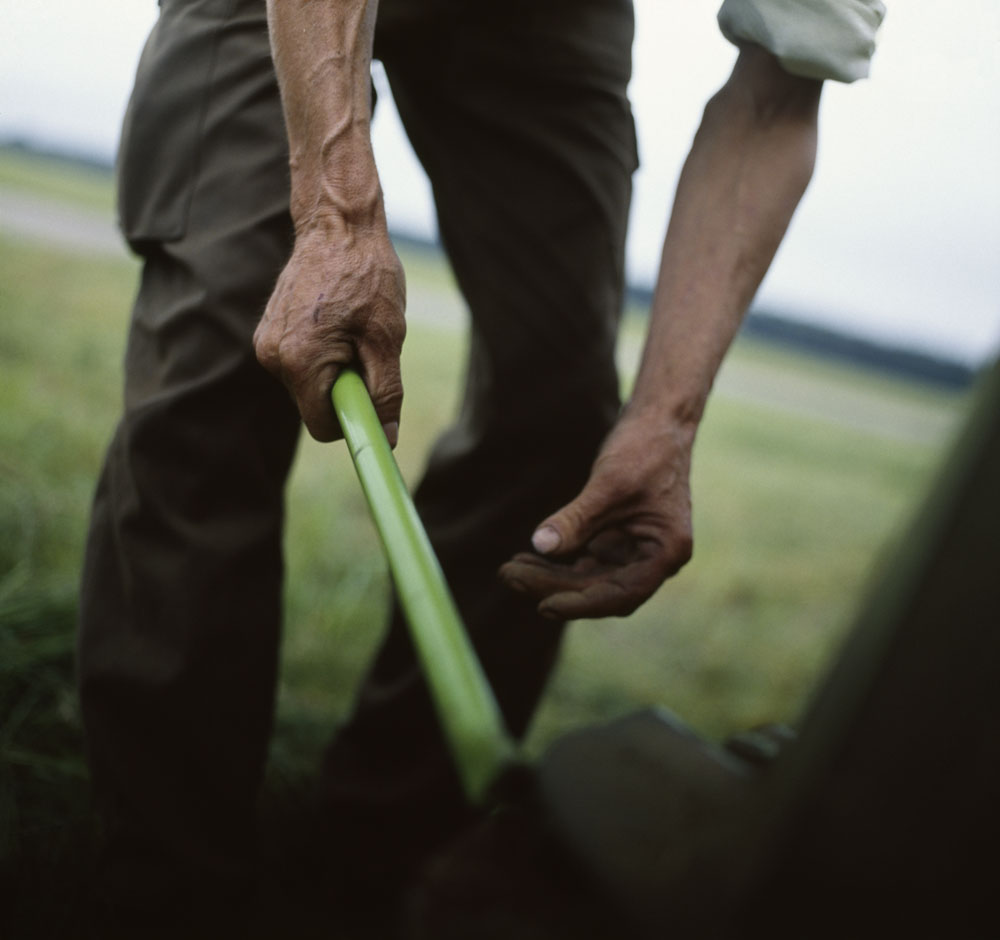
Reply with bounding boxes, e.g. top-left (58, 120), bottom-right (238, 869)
top-left (77, 0), bottom-right (297, 910)
top-left (318, 0), bottom-right (638, 875)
